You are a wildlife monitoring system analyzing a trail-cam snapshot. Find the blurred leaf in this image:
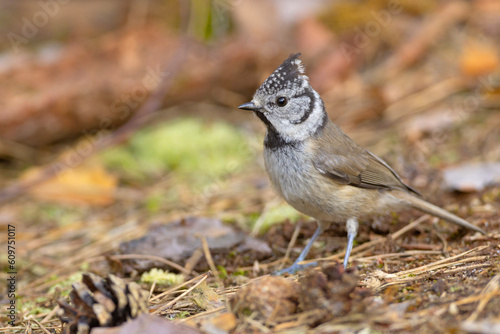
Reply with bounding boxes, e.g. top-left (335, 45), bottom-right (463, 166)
top-left (21, 162), bottom-right (117, 206)
top-left (460, 41), bottom-right (499, 77)
top-left (191, 281), bottom-right (223, 310)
